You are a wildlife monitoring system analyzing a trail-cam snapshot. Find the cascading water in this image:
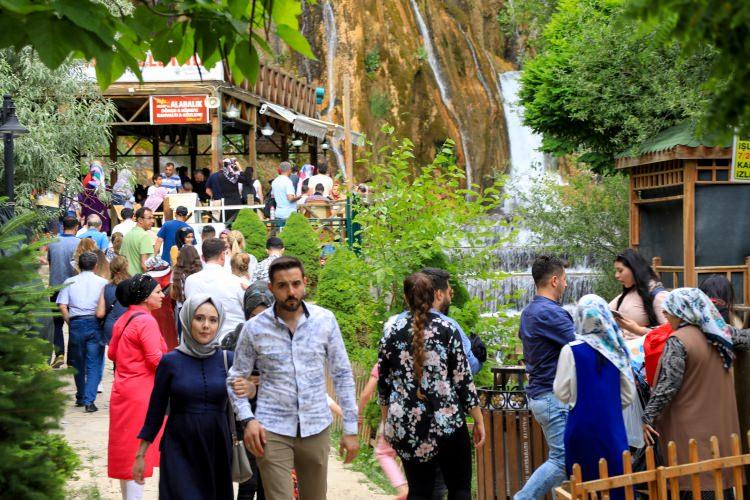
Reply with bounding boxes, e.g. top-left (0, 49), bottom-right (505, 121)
top-left (409, 0), bottom-right (473, 187)
top-left (465, 71), bottom-right (597, 311)
top-left (322, 0), bottom-right (346, 175)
